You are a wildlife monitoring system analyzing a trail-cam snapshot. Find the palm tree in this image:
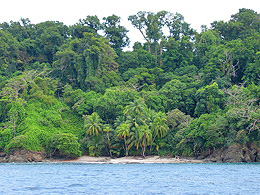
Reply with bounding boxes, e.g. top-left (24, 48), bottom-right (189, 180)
top-left (114, 115), bottom-right (126, 128)
top-left (116, 123), bottom-right (131, 156)
top-left (103, 124), bottom-right (113, 157)
top-left (148, 112), bottom-right (169, 153)
top-left (152, 112), bottom-right (169, 140)
top-left (137, 124), bottom-right (153, 157)
top-left (144, 108), bottom-right (157, 125)
top-left (128, 127), bottom-right (142, 154)
top-left (123, 98), bottom-right (147, 124)
top-left (87, 136), bottom-right (105, 156)
top-left (83, 112), bottom-right (103, 136)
